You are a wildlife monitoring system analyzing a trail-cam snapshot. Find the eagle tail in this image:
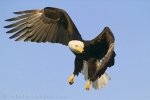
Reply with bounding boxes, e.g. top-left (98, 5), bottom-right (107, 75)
top-left (92, 73), bottom-right (111, 89)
